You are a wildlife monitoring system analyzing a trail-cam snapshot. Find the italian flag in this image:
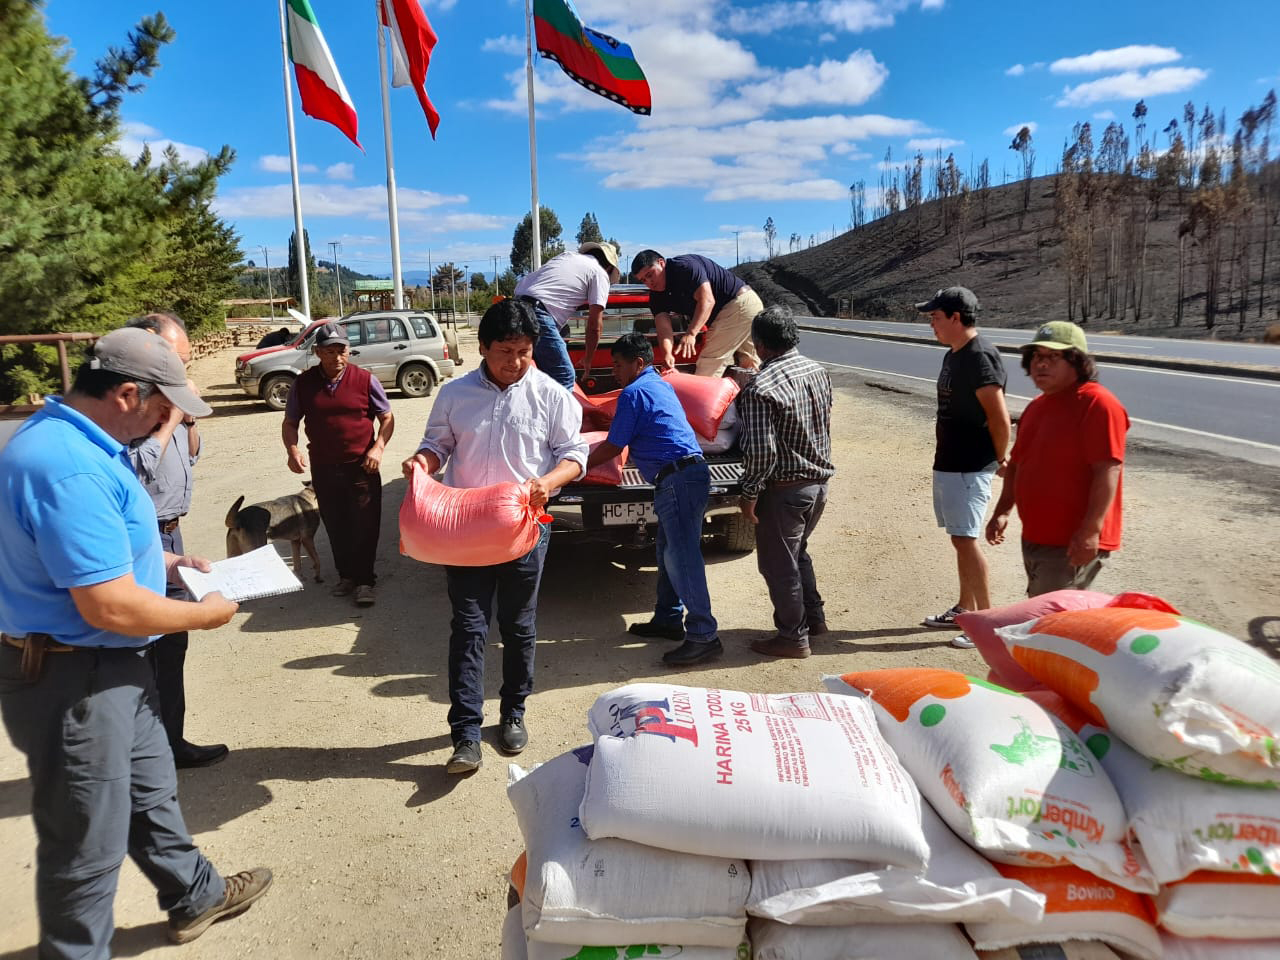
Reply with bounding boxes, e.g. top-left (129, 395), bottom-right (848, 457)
top-left (286, 0), bottom-right (361, 149)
